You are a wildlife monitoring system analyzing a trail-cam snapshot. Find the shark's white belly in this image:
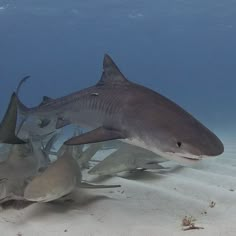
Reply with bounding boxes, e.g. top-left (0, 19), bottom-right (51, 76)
top-left (123, 138), bottom-right (202, 166)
